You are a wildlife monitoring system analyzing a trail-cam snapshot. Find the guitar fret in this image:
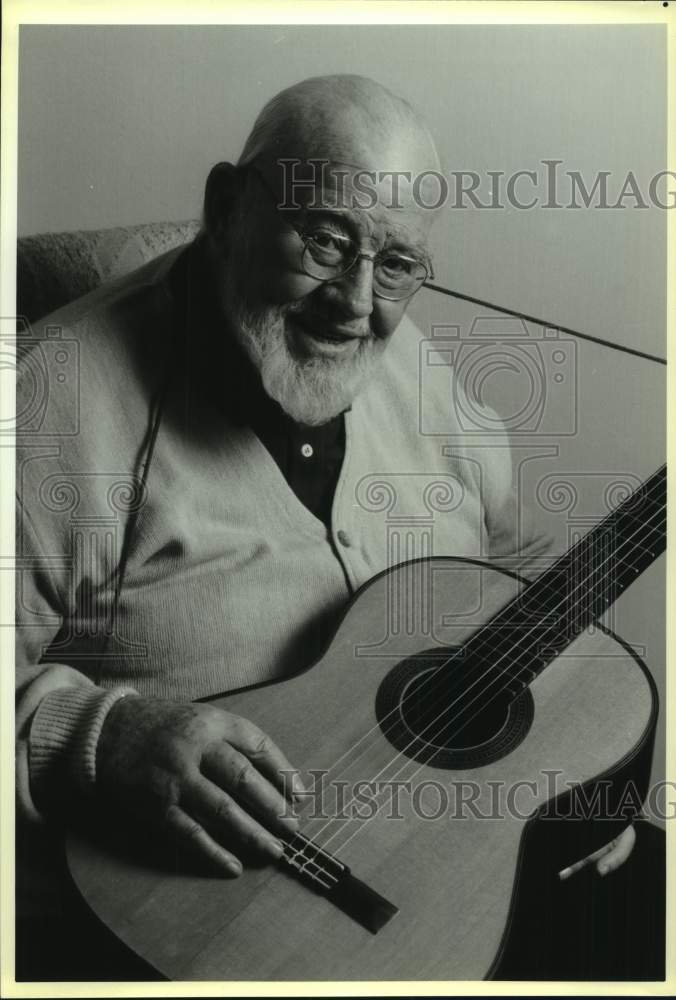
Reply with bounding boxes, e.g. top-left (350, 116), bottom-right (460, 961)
top-left (309, 468), bottom-right (665, 782)
top-left (621, 507), bottom-right (663, 533)
top-left (453, 469), bottom-right (666, 704)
